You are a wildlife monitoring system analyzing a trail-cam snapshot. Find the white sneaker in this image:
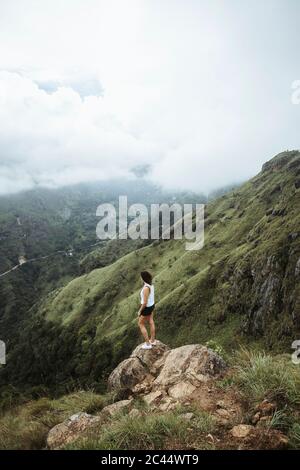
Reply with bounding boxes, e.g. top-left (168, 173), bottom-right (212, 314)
top-left (141, 343), bottom-right (152, 350)
top-left (150, 340), bottom-right (157, 346)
